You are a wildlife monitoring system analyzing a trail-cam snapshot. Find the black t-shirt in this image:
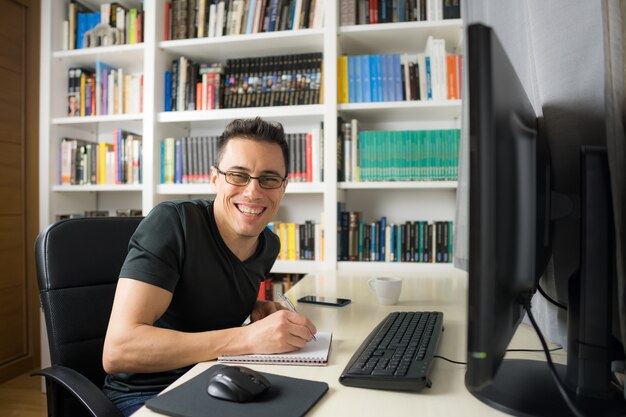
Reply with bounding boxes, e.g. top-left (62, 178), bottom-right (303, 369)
top-left (104, 199), bottom-right (280, 392)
